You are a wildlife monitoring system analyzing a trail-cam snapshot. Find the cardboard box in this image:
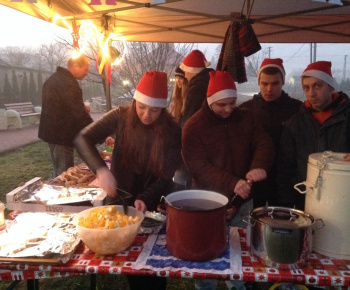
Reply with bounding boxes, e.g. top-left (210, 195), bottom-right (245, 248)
top-left (6, 177), bottom-right (106, 213)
